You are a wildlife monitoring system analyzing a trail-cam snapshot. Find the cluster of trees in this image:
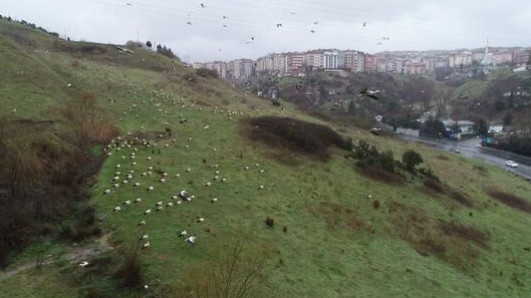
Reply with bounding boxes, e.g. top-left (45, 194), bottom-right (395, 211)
top-left (473, 118), bottom-right (490, 136)
top-left (0, 14), bottom-right (59, 37)
top-left (487, 74), bottom-right (531, 112)
top-left (149, 41), bottom-right (177, 59)
top-left (419, 117), bottom-right (446, 138)
top-left (495, 133), bottom-right (531, 157)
